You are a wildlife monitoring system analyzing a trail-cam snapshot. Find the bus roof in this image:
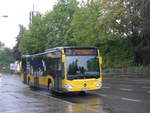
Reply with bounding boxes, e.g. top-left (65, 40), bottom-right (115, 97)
top-left (45, 46), bottom-right (97, 52)
top-left (22, 46), bottom-right (97, 58)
